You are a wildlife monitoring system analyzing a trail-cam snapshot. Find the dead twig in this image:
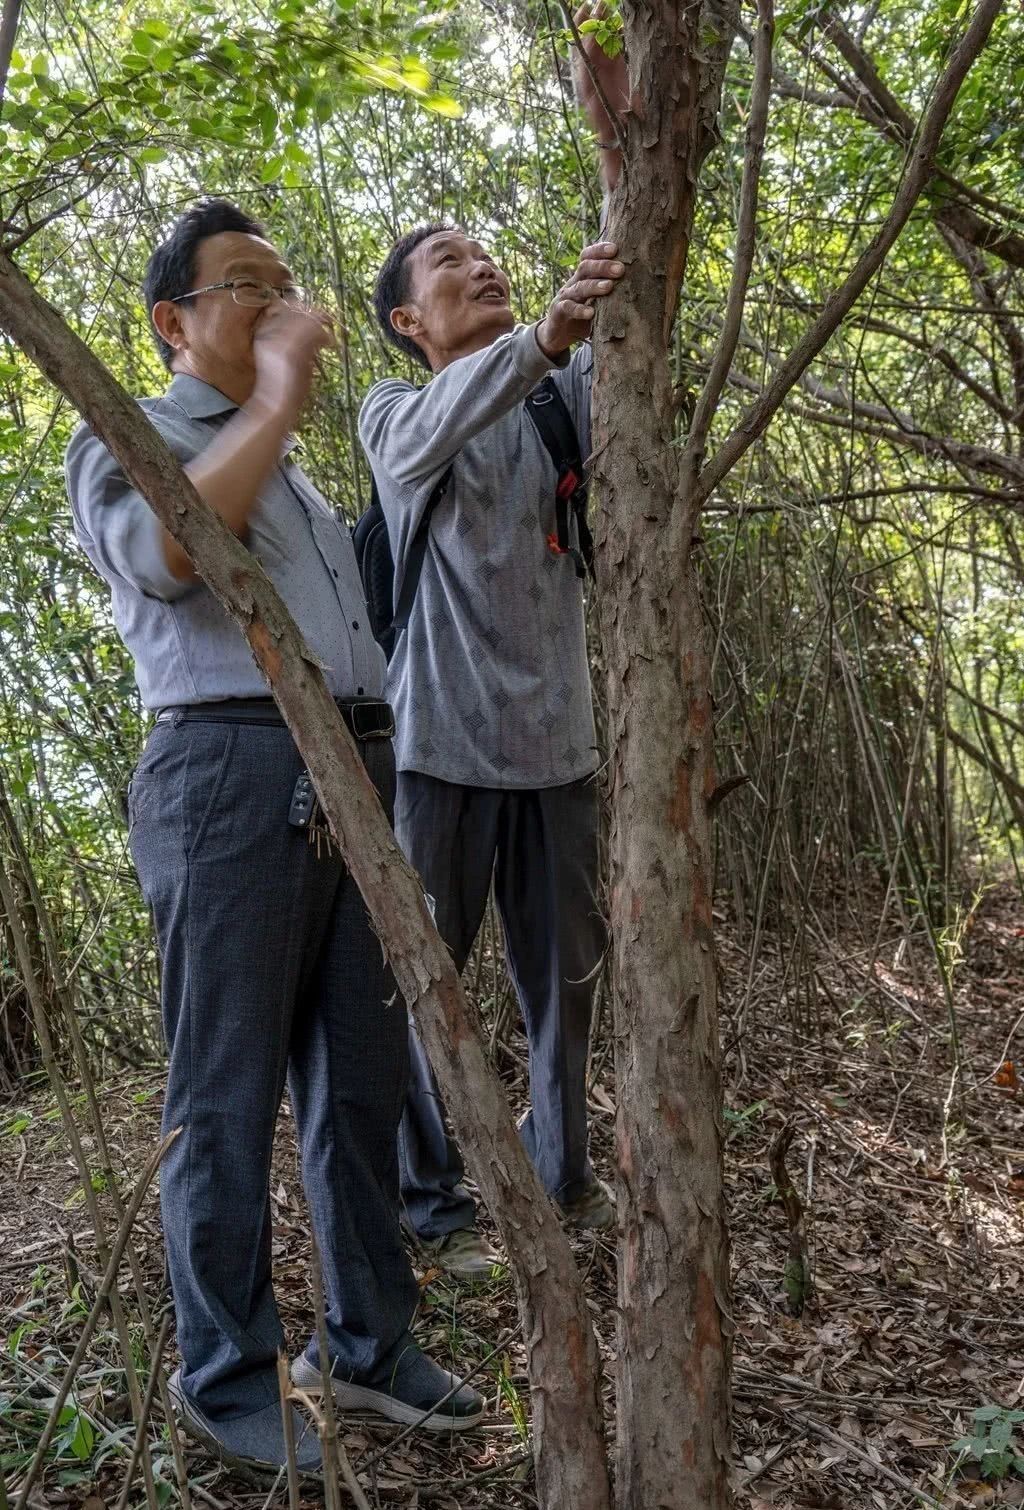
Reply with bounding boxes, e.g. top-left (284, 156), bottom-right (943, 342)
top-left (12, 1127), bottom-right (180, 1510)
top-left (760, 1403), bottom-right (943, 1509)
top-left (768, 1117), bottom-right (812, 1316)
top-left (357, 1328), bottom-right (516, 1475)
top-left (113, 1310), bottom-right (173, 1510)
top-left (276, 1351), bottom-right (301, 1510)
top-left (309, 1228), bottom-right (372, 1510)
